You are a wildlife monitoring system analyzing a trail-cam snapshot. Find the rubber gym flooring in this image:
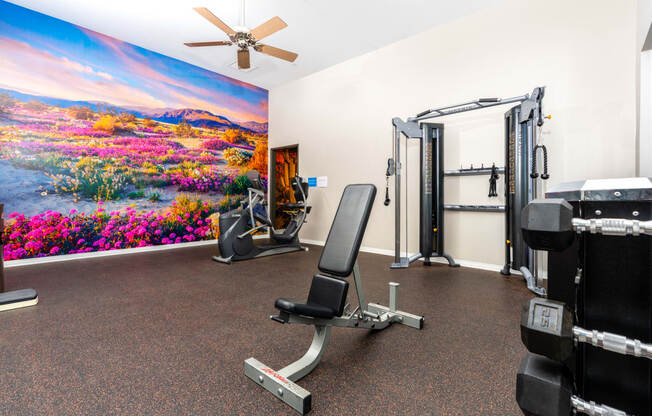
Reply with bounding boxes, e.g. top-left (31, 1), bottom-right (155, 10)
top-left (1, 244), bottom-right (533, 415)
